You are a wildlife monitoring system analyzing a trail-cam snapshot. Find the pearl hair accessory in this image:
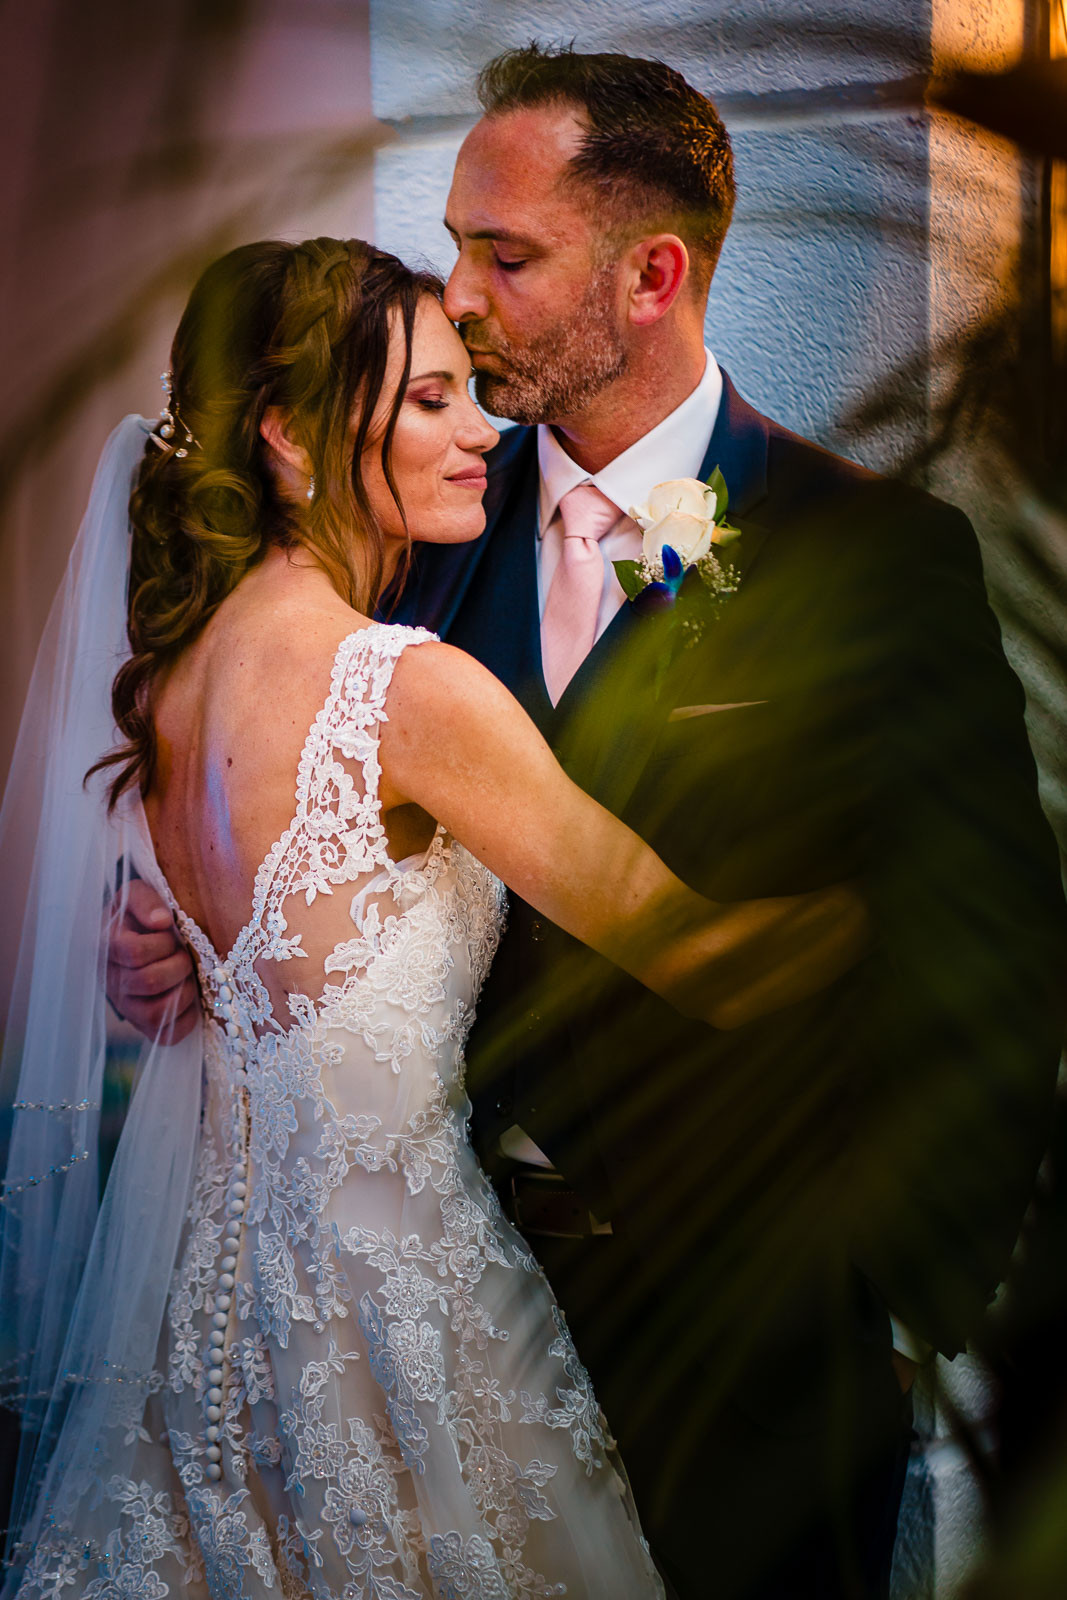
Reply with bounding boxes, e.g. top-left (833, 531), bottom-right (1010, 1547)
top-left (149, 369), bottom-right (200, 459)
top-left (306, 472), bottom-right (316, 502)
